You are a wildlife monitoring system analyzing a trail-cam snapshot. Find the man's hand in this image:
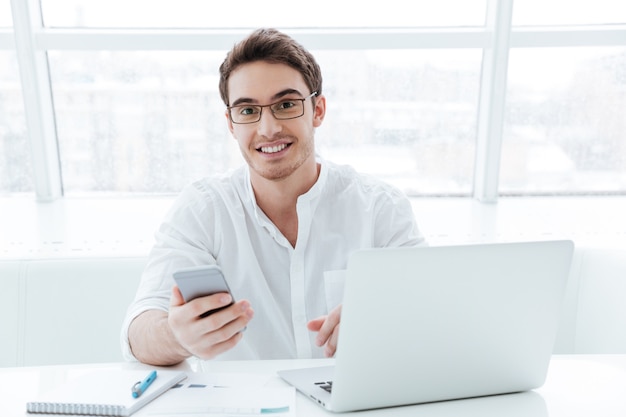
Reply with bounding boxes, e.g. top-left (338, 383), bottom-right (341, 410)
top-left (168, 285), bottom-right (254, 360)
top-left (307, 304), bottom-right (342, 357)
